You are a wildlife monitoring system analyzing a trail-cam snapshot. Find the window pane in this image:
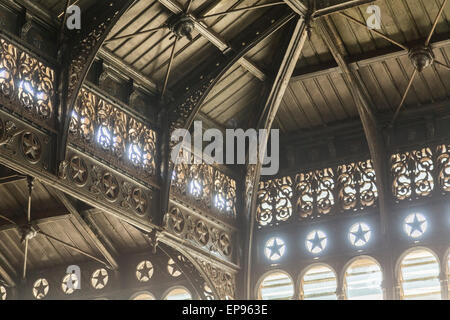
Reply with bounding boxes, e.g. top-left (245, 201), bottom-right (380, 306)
top-left (345, 258), bottom-right (383, 300)
top-left (301, 265), bottom-right (337, 300)
top-left (164, 287), bottom-right (192, 300)
top-left (132, 293), bottom-right (155, 300)
top-left (400, 249), bottom-right (441, 300)
top-left (258, 272), bottom-right (294, 300)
